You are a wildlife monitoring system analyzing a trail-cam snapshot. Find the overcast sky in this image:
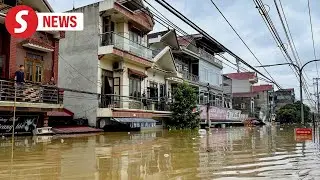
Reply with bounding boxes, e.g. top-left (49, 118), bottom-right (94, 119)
top-left (48, 0), bottom-right (320, 107)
